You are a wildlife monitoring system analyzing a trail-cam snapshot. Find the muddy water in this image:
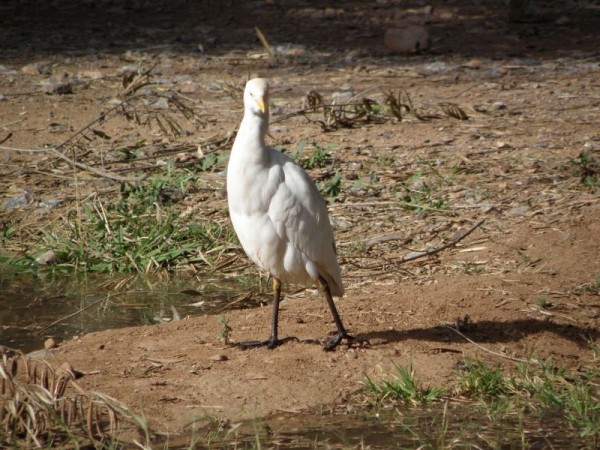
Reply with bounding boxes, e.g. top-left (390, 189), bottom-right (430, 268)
top-left (0, 268), bottom-right (265, 353)
top-left (173, 403), bottom-right (584, 449)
